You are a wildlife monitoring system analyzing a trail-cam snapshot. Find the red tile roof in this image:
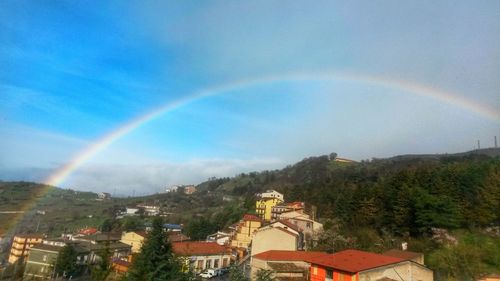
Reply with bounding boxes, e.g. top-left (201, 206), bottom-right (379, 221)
top-left (243, 214), bottom-right (262, 222)
top-left (309, 249), bottom-right (404, 273)
top-left (172, 242), bottom-right (227, 256)
top-left (79, 228), bottom-right (98, 235)
top-left (253, 250), bottom-right (329, 261)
